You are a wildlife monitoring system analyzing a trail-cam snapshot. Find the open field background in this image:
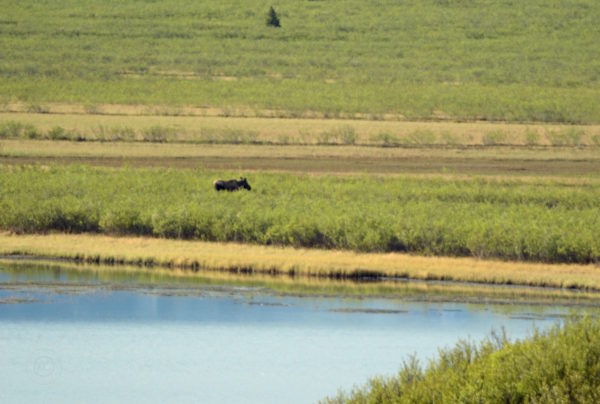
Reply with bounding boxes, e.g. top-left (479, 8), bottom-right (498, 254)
top-left (1, 165), bottom-right (599, 264)
top-left (2, 0), bottom-right (600, 122)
